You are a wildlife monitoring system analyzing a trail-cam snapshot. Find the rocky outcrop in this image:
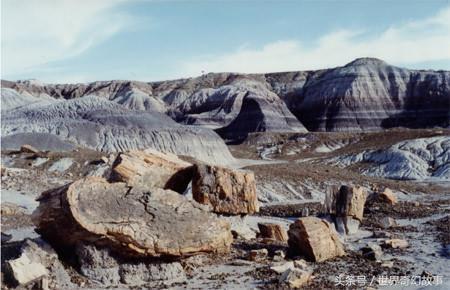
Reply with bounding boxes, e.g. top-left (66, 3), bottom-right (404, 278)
top-left (279, 58), bottom-right (450, 131)
top-left (110, 149), bottom-right (193, 193)
top-left (334, 136), bottom-right (450, 181)
top-left (215, 91), bottom-right (307, 141)
top-left (288, 217), bottom-right (345, 262)
top-left (1, 133), bottom-right (76, 152)
top-left (258, 223), bottom-right (288, 242)
top-left (32, 177), bottom-right (233, 258)
top-left (76, 244), bottom-right (186, 286)
top-left (4, 58), bottom-right (447, 135)
top-left (192, 164), bottom-right (259, 214)
top-left (1, 95), bottom-right (234, 165)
